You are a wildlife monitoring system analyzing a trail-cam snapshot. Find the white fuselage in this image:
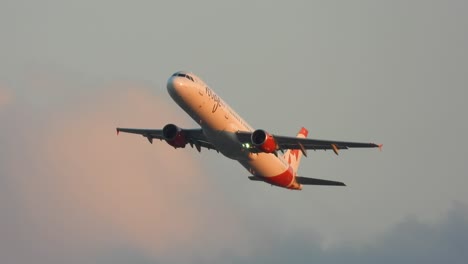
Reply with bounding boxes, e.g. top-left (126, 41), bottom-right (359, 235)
top-left (167, 72), bottom-right (299, 188)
